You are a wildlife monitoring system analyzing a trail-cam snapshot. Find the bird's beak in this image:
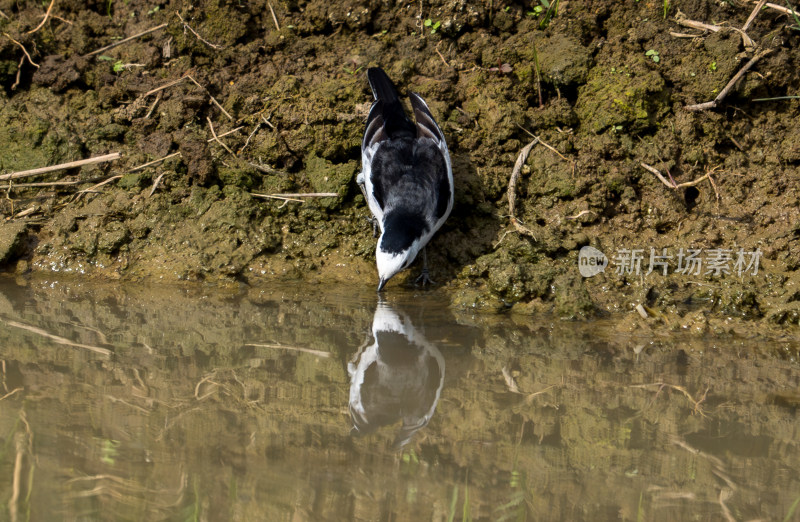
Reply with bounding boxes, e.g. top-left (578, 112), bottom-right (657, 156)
top-left (377, 277), bottom-right (387, 292)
